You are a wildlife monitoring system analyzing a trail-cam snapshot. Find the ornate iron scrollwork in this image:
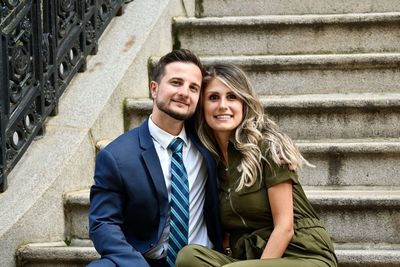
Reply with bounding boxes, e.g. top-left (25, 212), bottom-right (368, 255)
top-left (0, 0), bottom-right (19, 23)
top-left (0, 0), bottom-right (126, 192)
top-left (97, 0), bottom-right (124, 36)
top-left (4, 0), bottom-right (20, 9)
top-left (56, 0), bottom-right (79, 44)
top-left (8, 16), bottom-right (34, 113)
